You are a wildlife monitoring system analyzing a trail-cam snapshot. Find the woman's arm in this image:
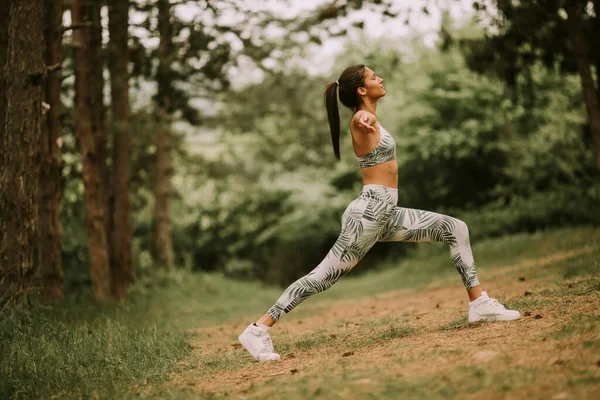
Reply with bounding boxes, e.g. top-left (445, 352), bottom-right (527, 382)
top-left (351, 110), bottom-right (377, 134)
